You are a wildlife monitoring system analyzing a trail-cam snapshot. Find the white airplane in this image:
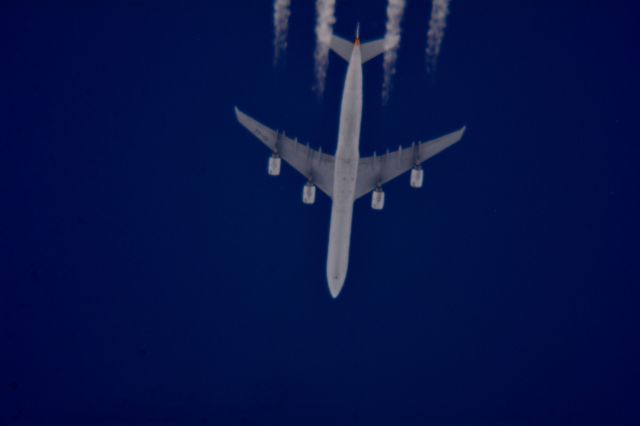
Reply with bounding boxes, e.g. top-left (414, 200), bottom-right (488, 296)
top-left (235, 27), bottom-right (465, 298)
